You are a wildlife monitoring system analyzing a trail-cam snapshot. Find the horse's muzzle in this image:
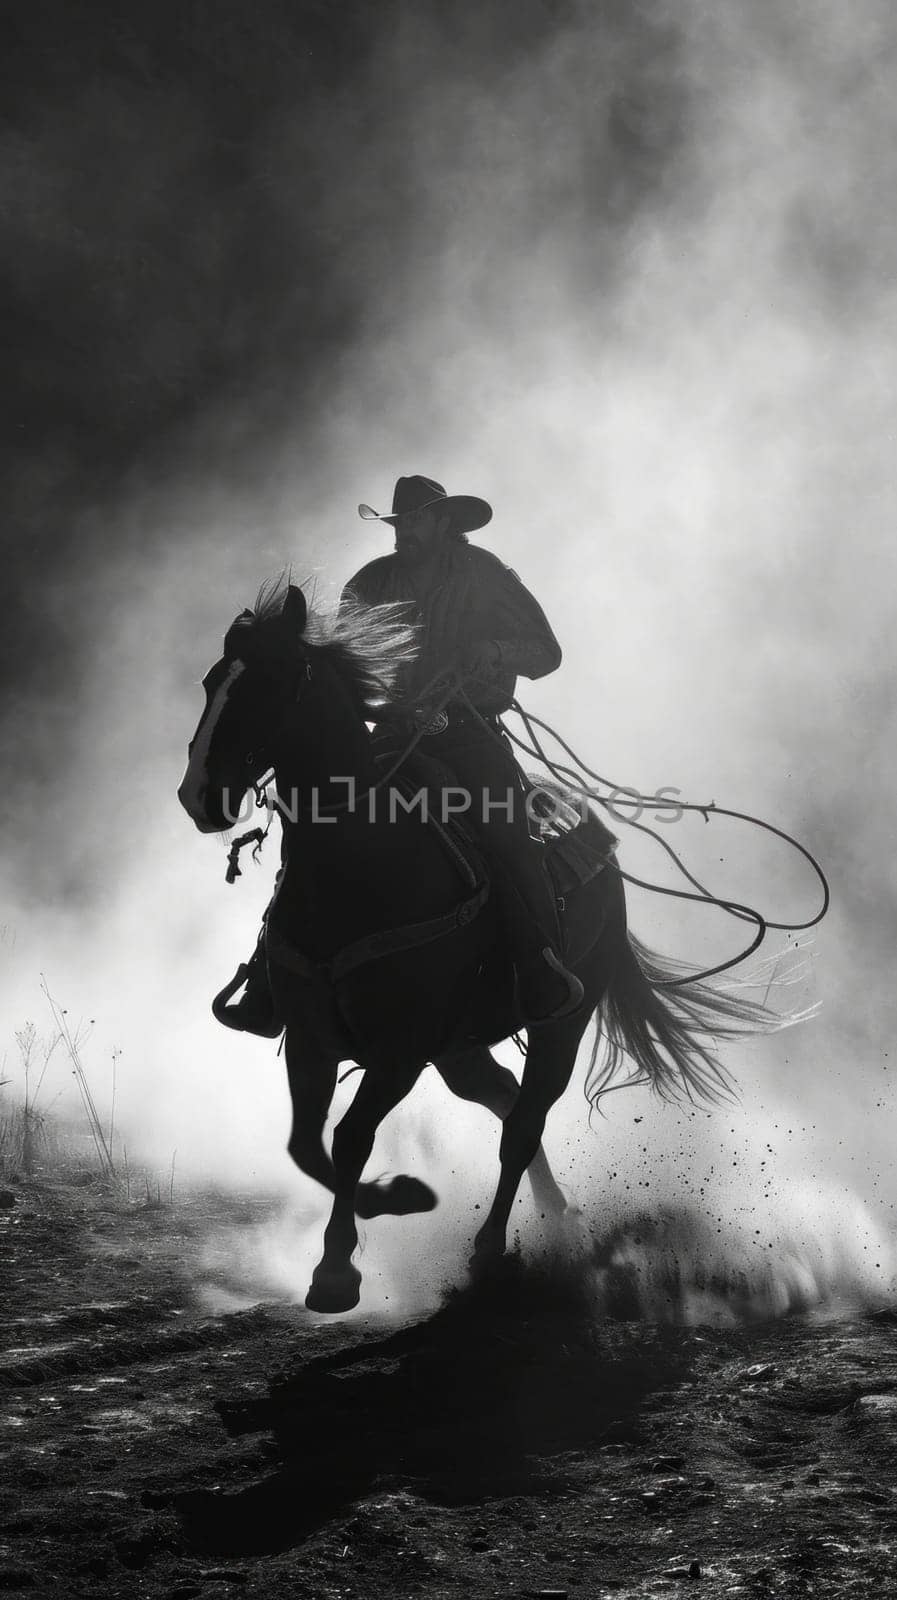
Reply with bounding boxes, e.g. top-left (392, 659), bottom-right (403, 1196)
top-left (177, 776), bottom-right (222, 832)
